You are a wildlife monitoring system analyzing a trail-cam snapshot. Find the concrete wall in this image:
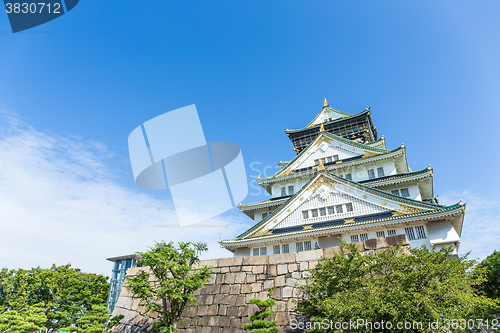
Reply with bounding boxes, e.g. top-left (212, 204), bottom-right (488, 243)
top-left (111, 234), bottom-right (408, 333)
